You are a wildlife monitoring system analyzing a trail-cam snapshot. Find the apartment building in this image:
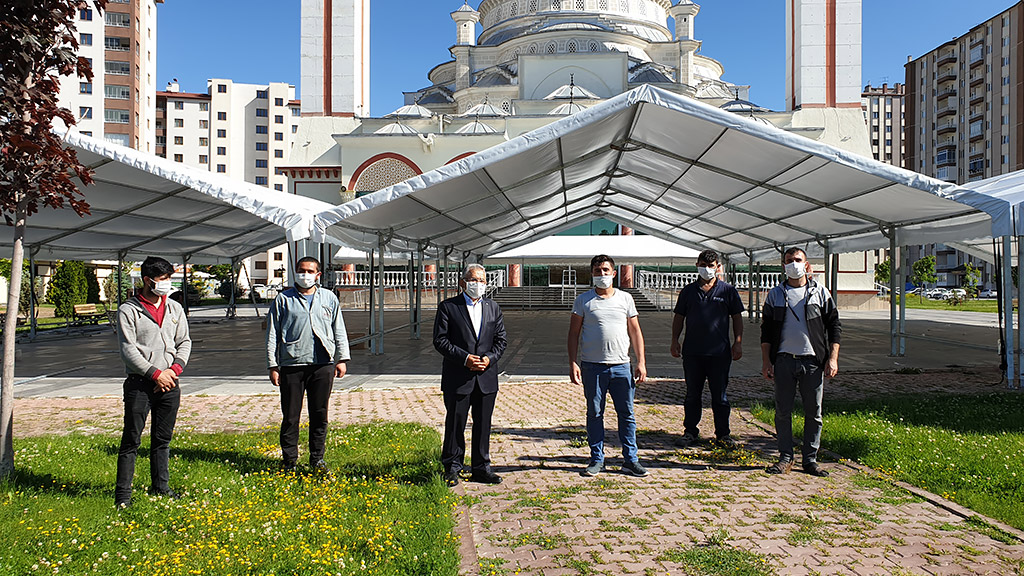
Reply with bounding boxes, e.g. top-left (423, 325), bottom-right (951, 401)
top-left (156, 79), bottom-right (302, 285)
top-left (862, 83), bottom-right (906, 167)
top-left (904, 2), bottom-right (1024, 289)
top-left (58, 0), bottom-right (162, 152)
